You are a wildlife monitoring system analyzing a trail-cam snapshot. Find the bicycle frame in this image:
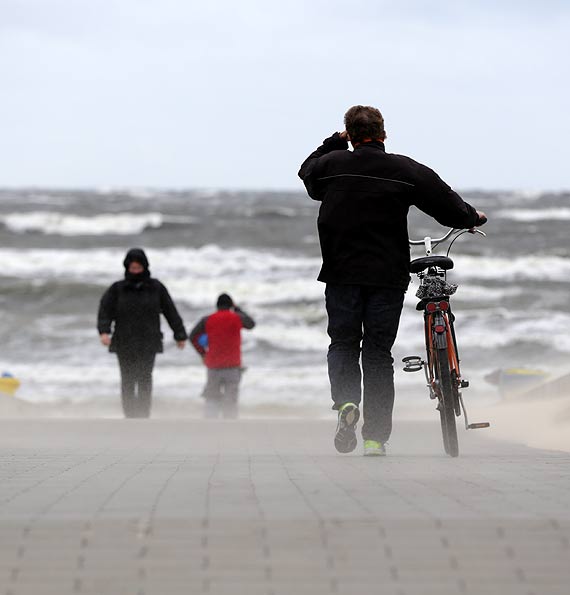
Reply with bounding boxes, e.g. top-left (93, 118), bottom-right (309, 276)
top-left (403, 227), bottom-right (489, 456)
top-left (424, 302), bottom-right (461, 411)
top-left (414, 229), bottom-right (484, 396)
